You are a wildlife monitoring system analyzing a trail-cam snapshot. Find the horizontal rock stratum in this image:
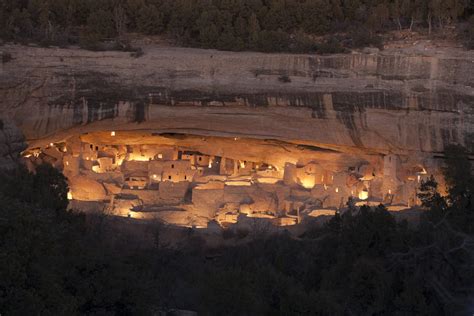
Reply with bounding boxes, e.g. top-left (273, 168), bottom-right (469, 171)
top-left (0, 42), bottom-right (473, 158)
